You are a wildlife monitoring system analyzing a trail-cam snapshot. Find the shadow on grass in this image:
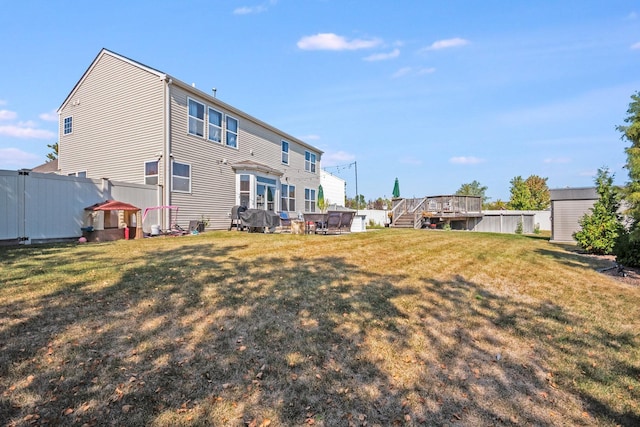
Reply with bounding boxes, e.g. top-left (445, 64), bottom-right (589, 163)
top-left (1, 238), bottom-right (638, 426)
